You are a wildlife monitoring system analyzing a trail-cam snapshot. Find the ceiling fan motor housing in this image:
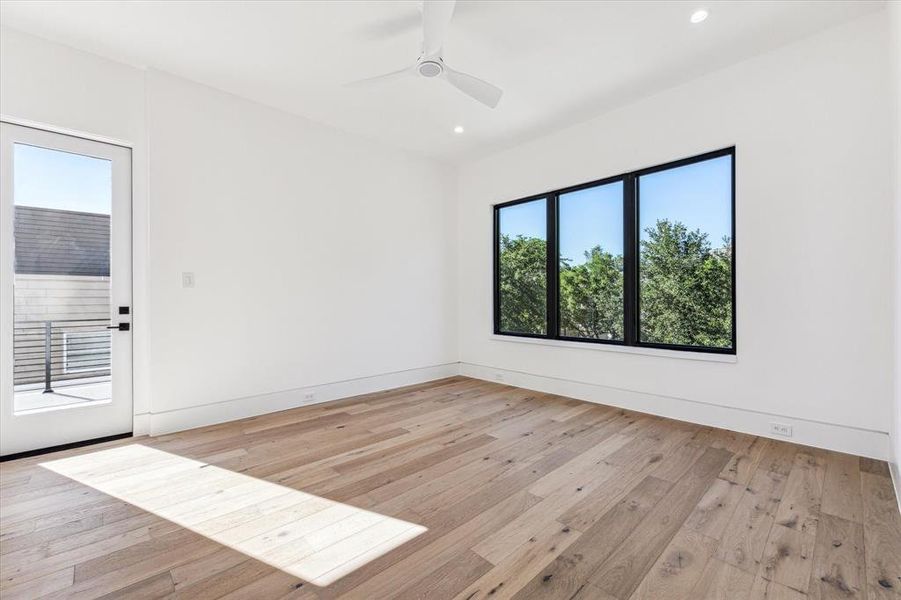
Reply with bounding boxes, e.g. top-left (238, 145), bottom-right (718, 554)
top-left (417, 60), bottom-right (443, 78)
